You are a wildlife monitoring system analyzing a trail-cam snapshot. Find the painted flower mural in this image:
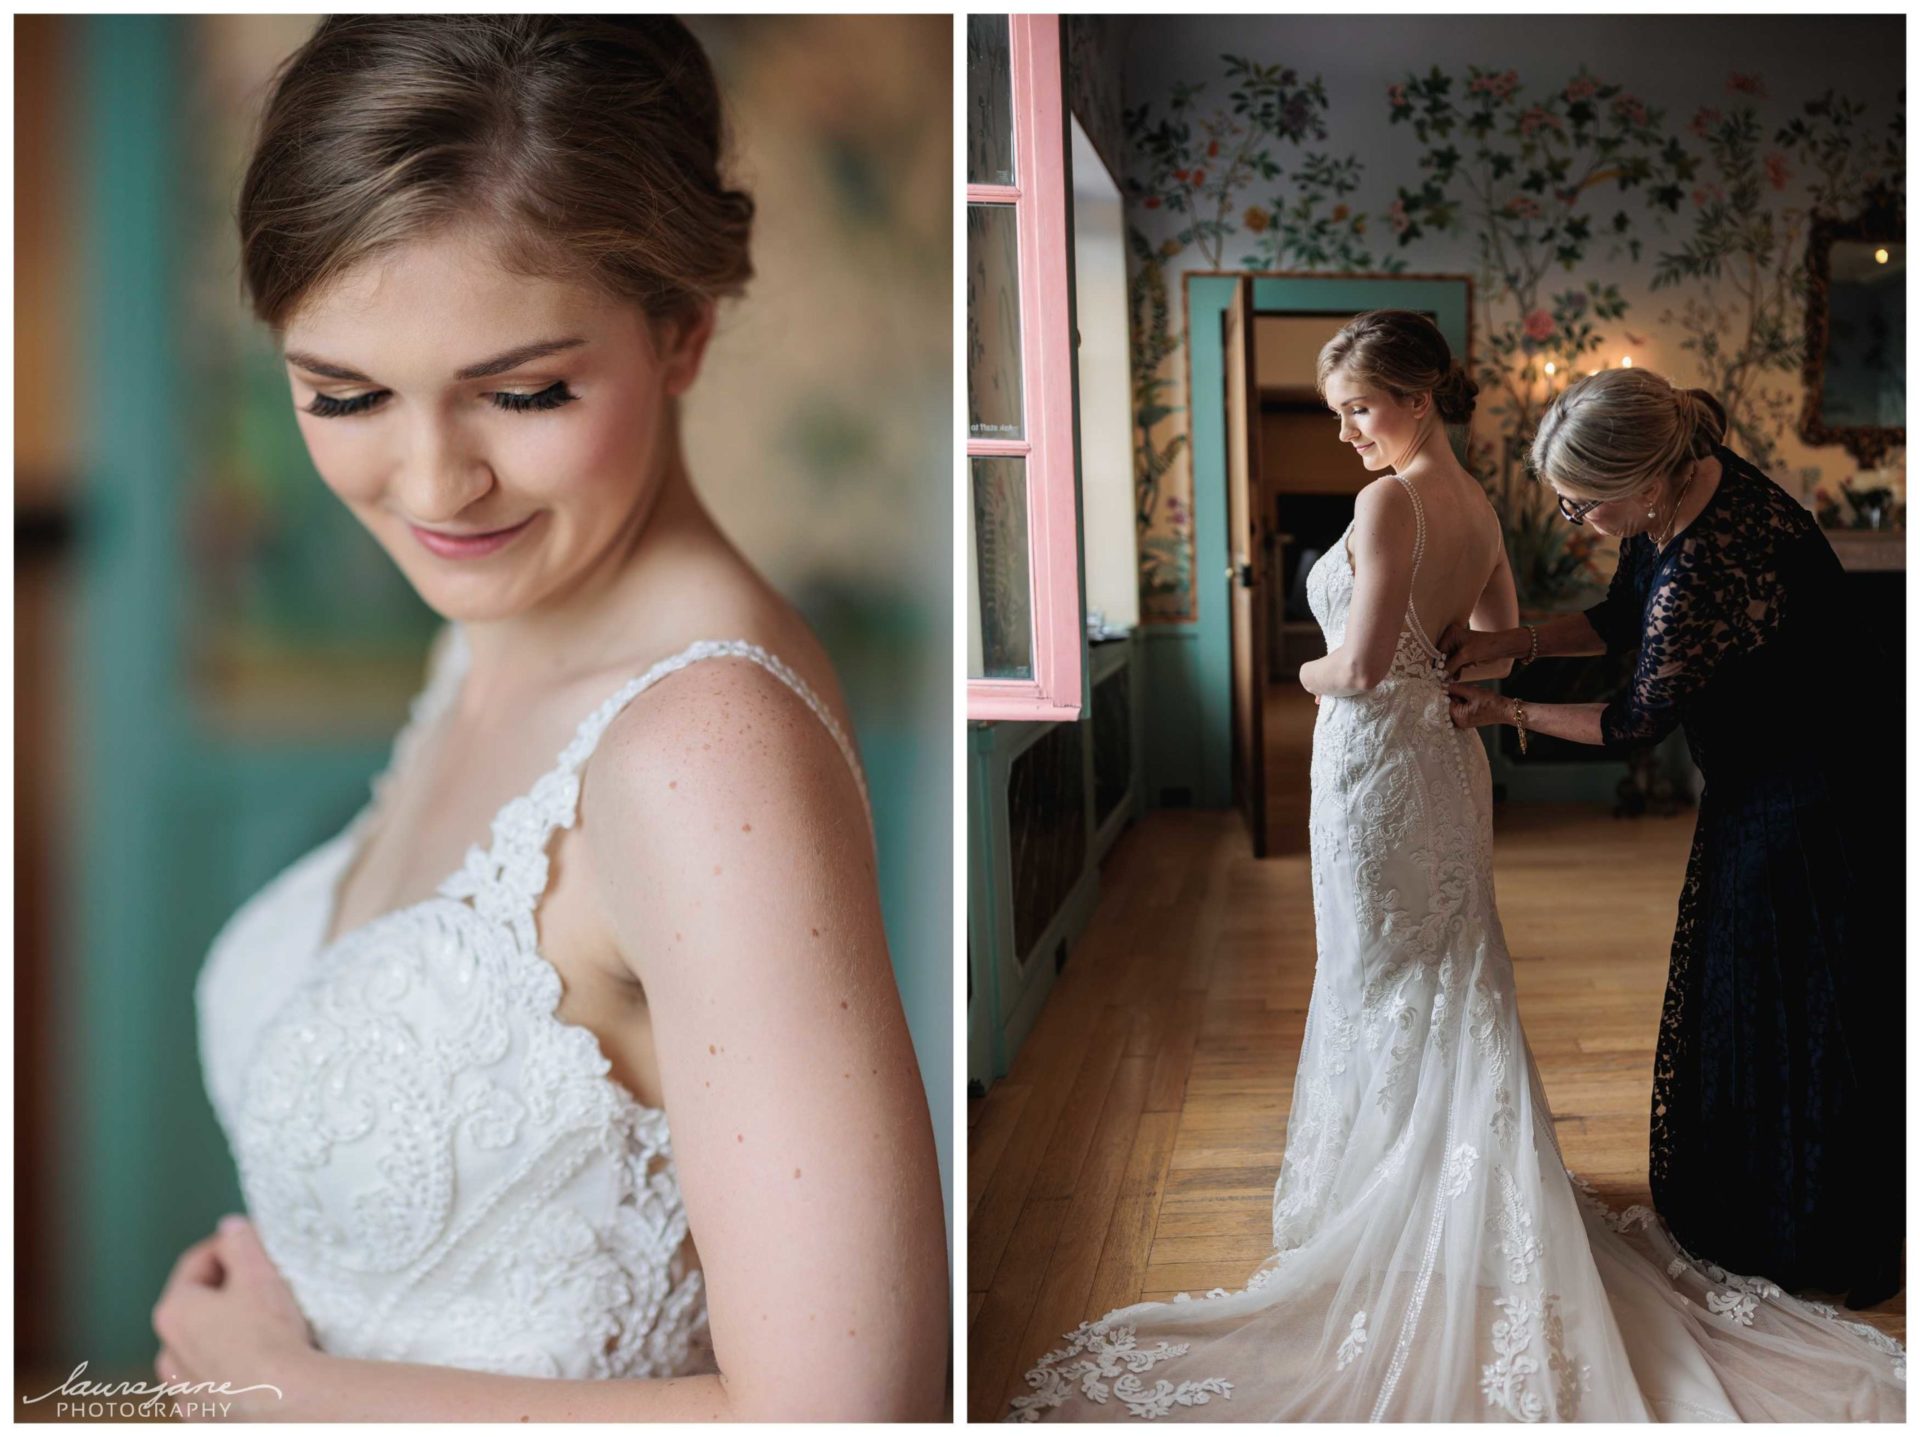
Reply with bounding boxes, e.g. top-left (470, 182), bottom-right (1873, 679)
top-left (1130, 225), bottom-right (1192, 610)
top-left (1122, 56), bottom-right (1384, 620)
top-left (1655, 82), bottom-right (1904, 472)
top-left (1377, 64), bottom-right (1702, 603)
top-left (1118, 44), bottom-right (1903, 621)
